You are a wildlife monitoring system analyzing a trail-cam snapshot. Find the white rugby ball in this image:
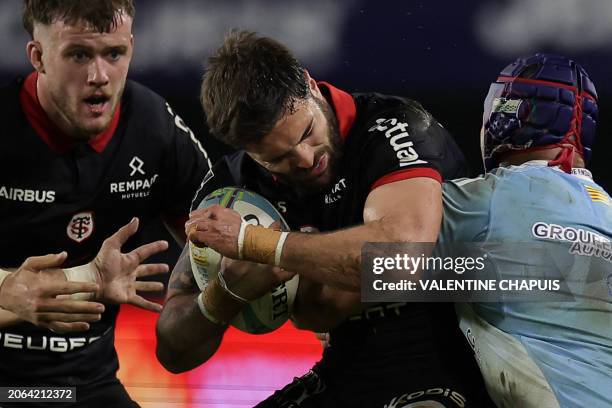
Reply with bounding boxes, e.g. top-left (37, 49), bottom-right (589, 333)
top-left (189, 187), bottom-right (299, 334)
